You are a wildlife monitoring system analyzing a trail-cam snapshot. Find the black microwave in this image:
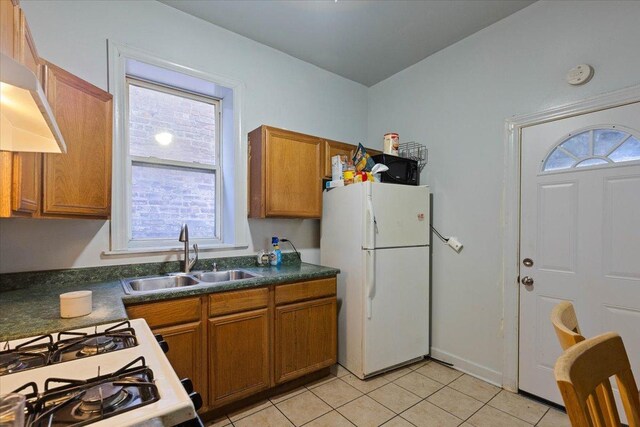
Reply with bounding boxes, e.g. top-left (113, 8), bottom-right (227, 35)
top-left (372, 154), bottom-right (419, 186)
